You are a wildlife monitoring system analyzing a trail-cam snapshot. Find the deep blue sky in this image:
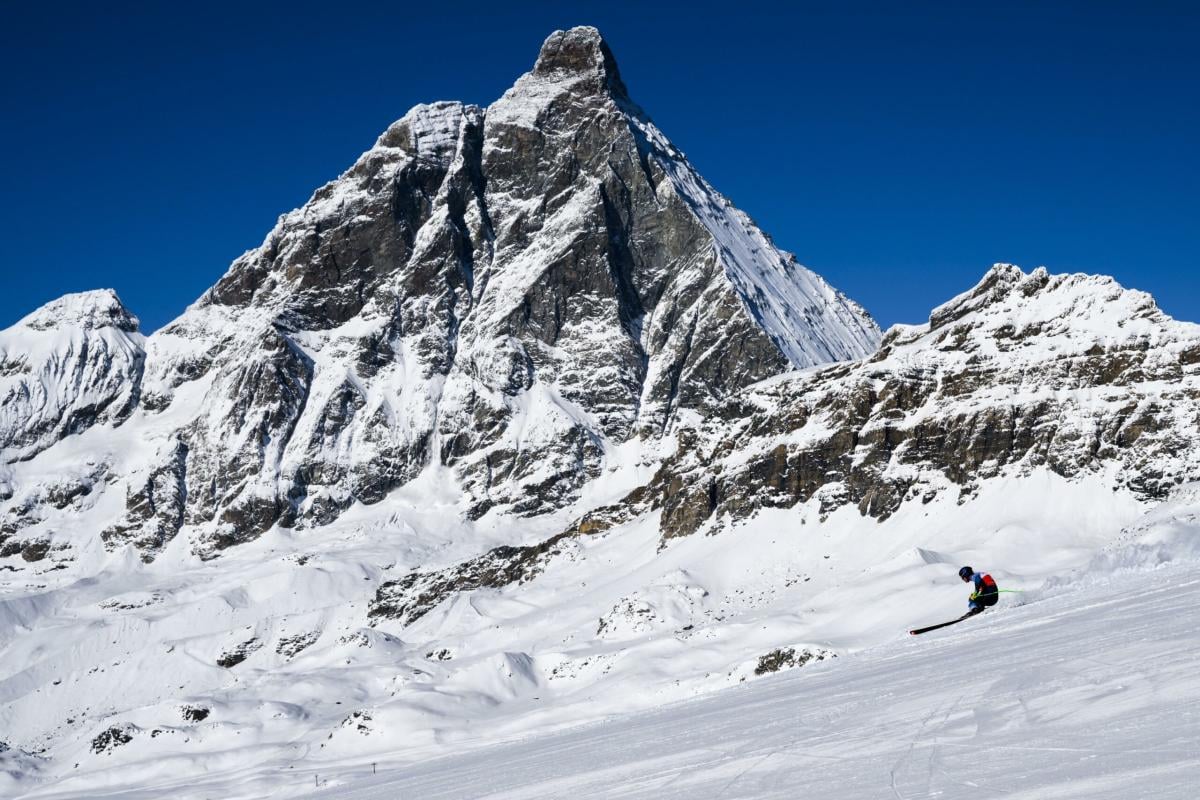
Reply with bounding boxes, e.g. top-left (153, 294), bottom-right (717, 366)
top-left (2, 1), bottom-right (1197, 332)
